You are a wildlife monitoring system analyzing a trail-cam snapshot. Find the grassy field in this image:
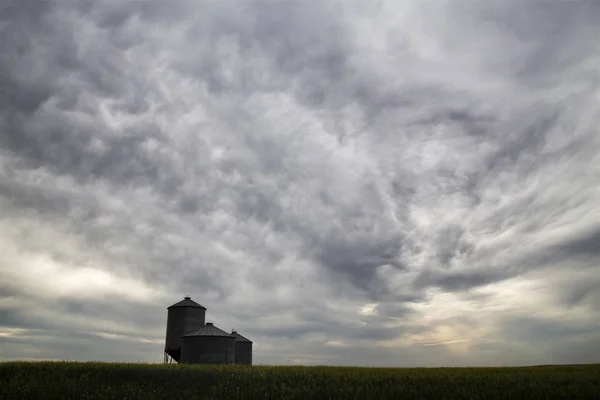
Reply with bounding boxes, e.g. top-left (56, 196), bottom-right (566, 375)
top-left (1, 361), bottom-right (599, 399)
